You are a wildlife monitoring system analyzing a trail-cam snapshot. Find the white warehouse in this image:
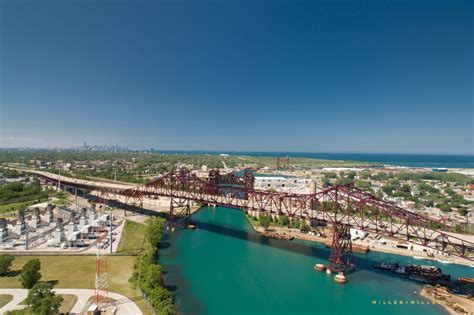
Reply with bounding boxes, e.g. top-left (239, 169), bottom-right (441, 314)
top-left (254, 176), bottom-right (311, 190)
